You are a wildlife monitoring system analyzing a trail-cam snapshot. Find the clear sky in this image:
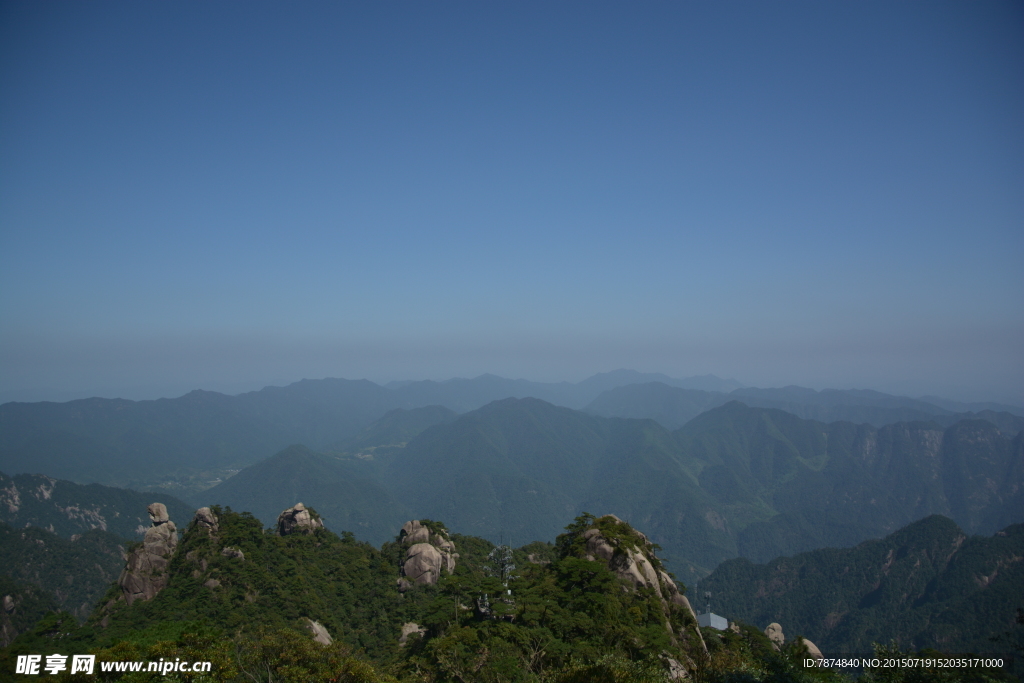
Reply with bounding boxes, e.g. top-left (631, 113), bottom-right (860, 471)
top-left (1, 1), bottom-right (1022, 404)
